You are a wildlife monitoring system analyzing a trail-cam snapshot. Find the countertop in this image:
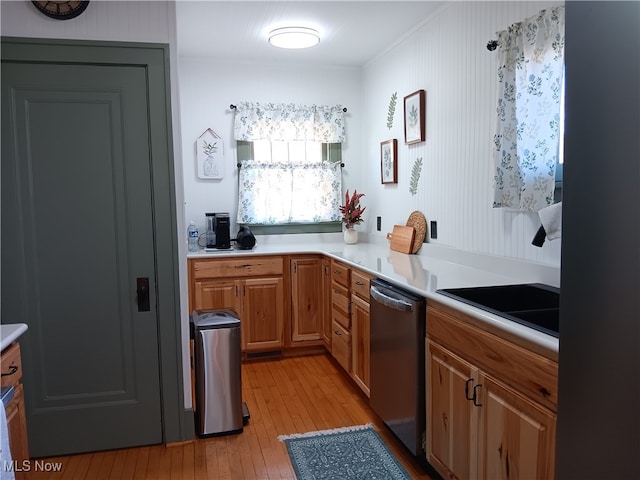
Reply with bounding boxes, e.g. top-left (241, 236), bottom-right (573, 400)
top-left (1, 323), bottom-right (28, 351)
top-left (188, 238), bottom-right (560, 359)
